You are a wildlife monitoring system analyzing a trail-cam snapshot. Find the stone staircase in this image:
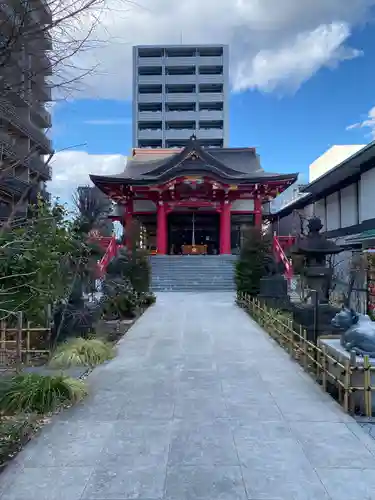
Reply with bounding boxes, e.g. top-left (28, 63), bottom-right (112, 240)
top-left (150, 255), bottom-right (237, 292)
